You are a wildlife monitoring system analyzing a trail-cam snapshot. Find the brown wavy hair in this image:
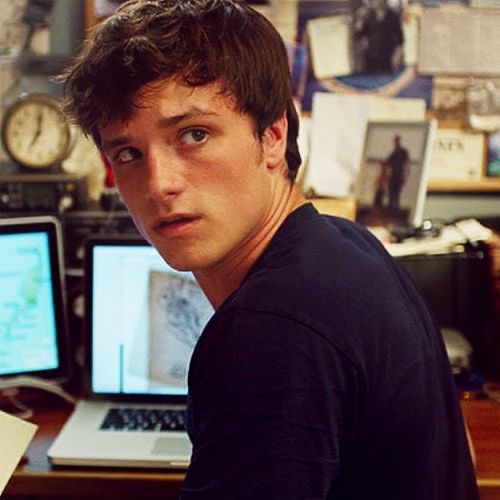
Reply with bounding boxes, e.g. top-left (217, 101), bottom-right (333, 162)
top-left (61, 0), bottom-right (301, 180)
